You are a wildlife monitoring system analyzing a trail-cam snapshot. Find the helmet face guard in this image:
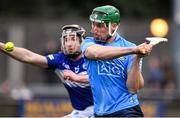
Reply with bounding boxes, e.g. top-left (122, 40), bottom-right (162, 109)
top-left (61, 24), bottom-right (86, 58)
top-left (89, 5), bottom-right (120, 42)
